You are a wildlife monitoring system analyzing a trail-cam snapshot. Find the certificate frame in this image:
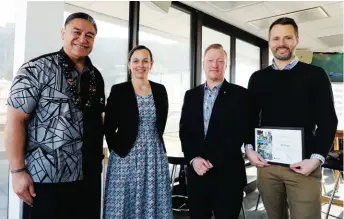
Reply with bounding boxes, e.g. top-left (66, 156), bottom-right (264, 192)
top-left (255, 127), bottom-right (305, 166)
